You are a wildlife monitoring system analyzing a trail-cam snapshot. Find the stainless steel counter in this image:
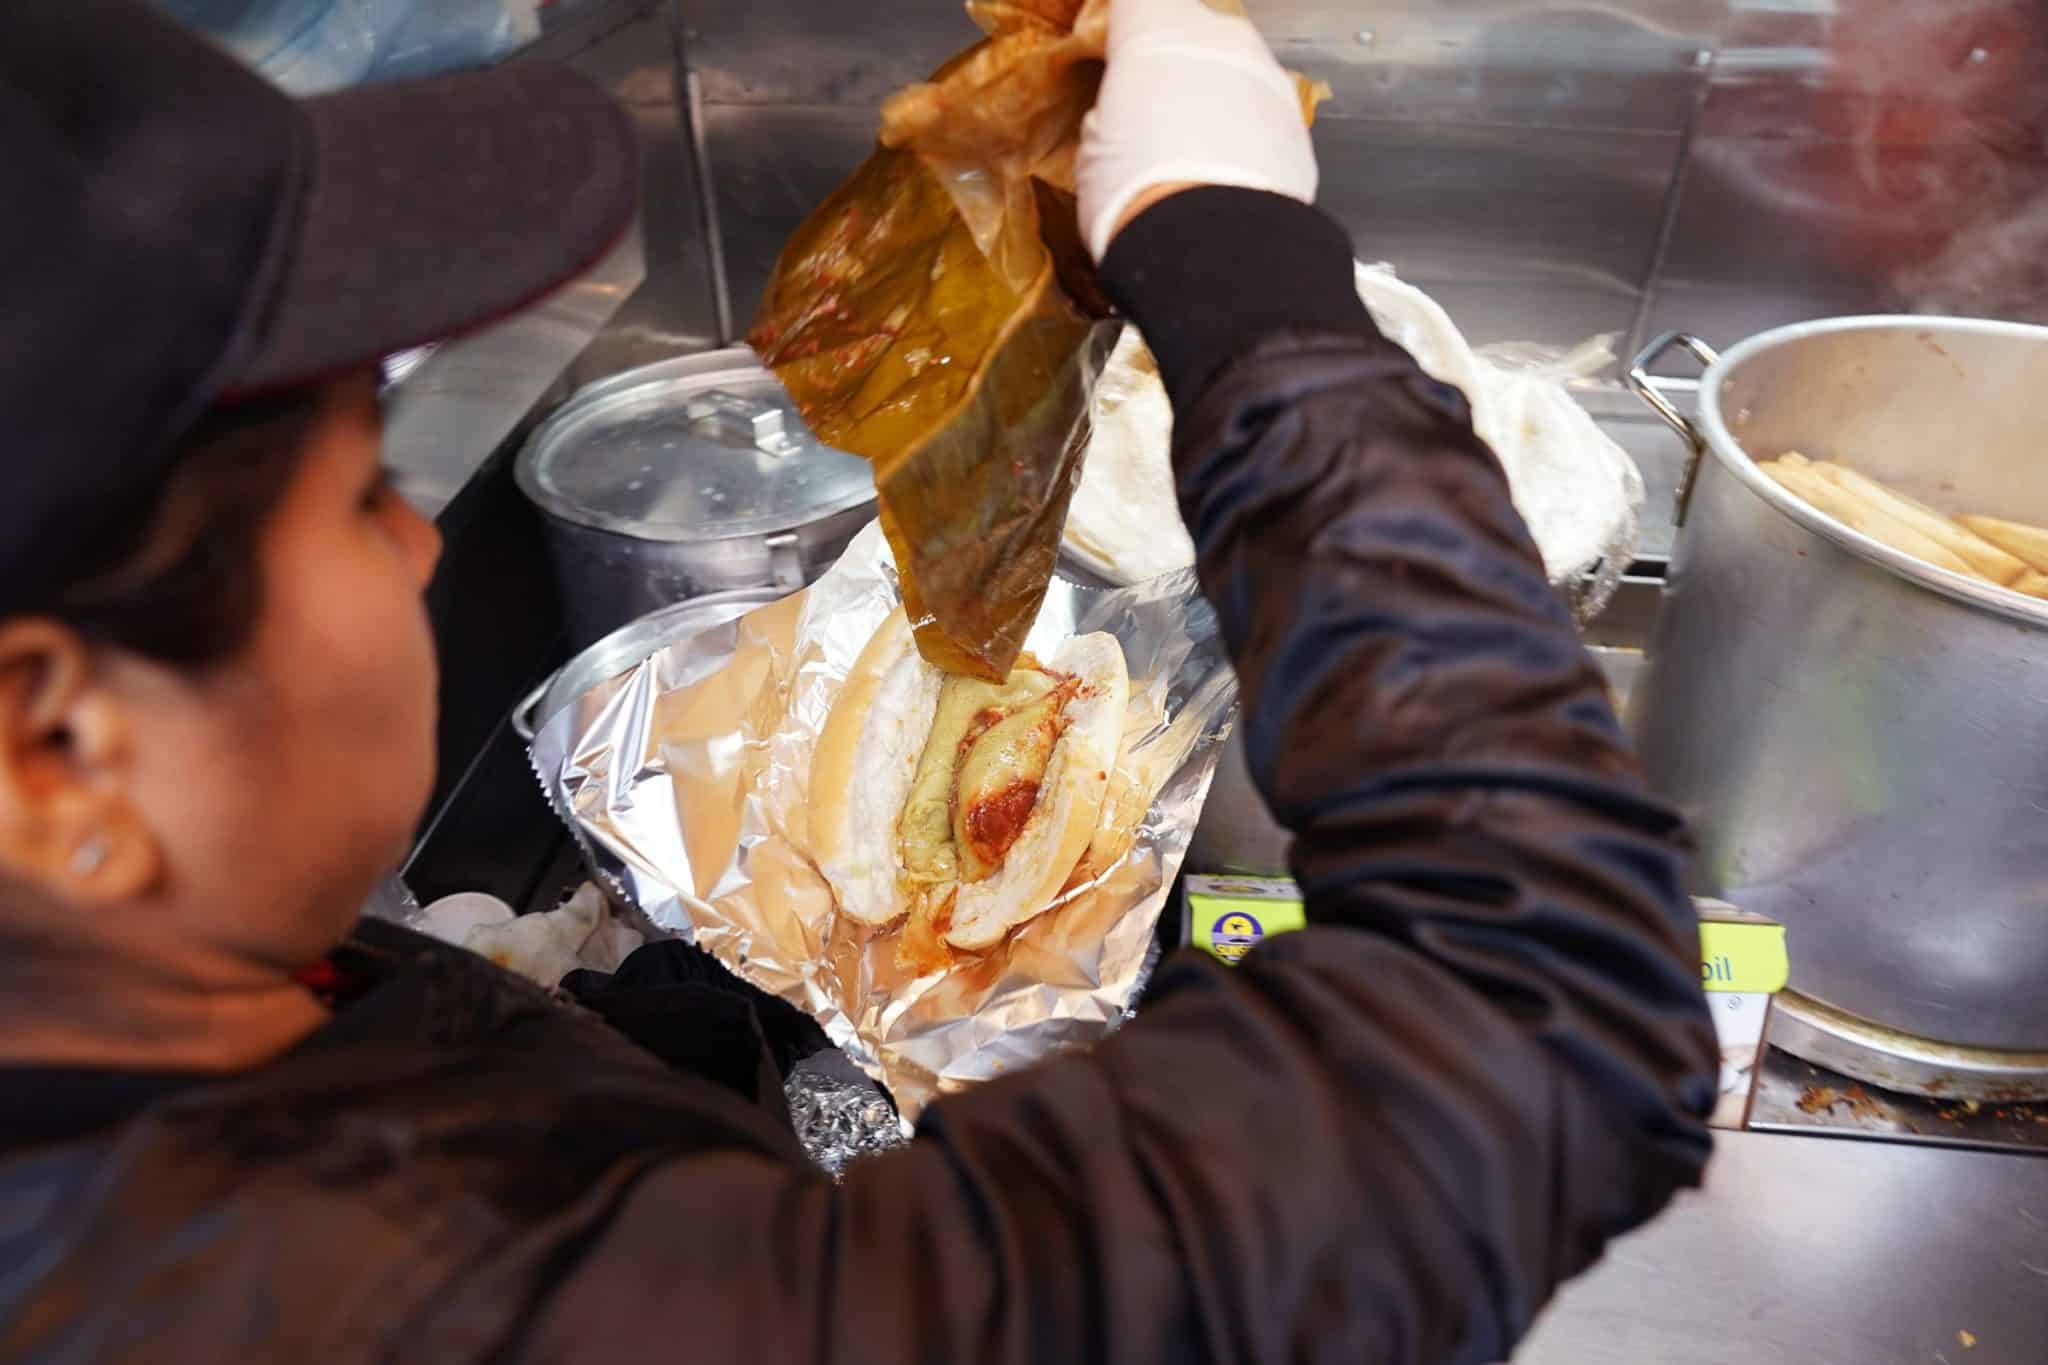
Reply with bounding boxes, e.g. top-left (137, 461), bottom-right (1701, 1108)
top-left (1515, 1130), bottom-right (2048, 1365)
